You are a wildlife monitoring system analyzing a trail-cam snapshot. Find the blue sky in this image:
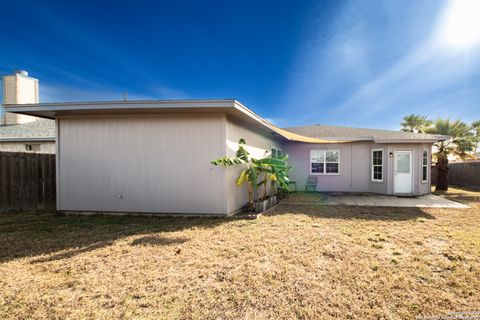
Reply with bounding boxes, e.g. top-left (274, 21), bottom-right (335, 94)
top-left (1, 0), bottom-right (479, 129)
